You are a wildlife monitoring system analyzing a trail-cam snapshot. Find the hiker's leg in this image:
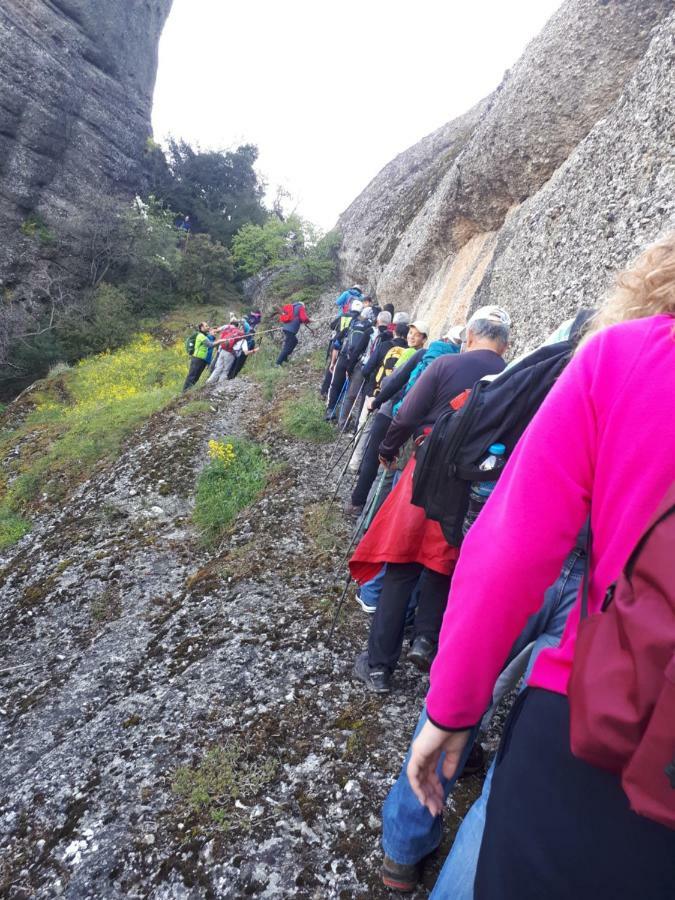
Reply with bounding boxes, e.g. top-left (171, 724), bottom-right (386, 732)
top-left (320, 366), bottom-right (334, 398)
top-left (359, 564), bottom-right (387, 610)
top-left (413, 567), bottom-right (452, 644)
top-left (183, 358), bottom-right (206, 391)
top-left (351, 414), bottom-right (390, 507)
top-left (327, 357), bottom-right (348, 412)
top-left (349, 408), bottom-right (374, 473)
top-left (340, 369), bottom-right (364, 428)
top-left (227, 353), bottom-right (247, 380)
top-left (382, 706), bottom-right (481, 866)
top-left (276, 332), bottom-right (297, 365)
top-left (429, 759), bottom-right (496, 900)
top-left (368, 562), bottom-right (422, 672)
top-left (206, 350), bottom-right (233, 385)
